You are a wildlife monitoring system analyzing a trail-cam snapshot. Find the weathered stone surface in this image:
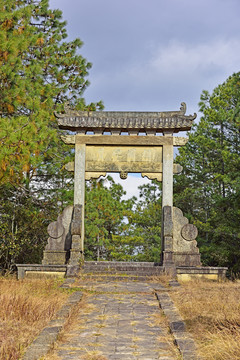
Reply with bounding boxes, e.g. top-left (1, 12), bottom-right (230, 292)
top-left (42, 206), bottom-right (73, 265)
top-left (22, 290), bottom-right (82, 360)
top-left (181, 224), bottom-right (198, 241)
top-left (55, 102), bottom-right (196, 133)
top-left (45, 206), bottom-right (73, 252)
top-left (68, 205), bottom-right (83, 267)
top-left (172, 207), bottom-right (201, 267)
top-left (176, 266), bottom-right (228, 281)
top-left (71, 204), bottom-right (82, 235)
top-left (47, 221), bottom-right (64, 239)
top-left (161, 206), bottom-right (175, 269)
top-left (73, 143), bottom-right (85, 253)
top-left (46, 280), bottom-right (180, 359)
top-left (16, 264), bottom-right (67, 279)
top-left (62, 134), bottom-right (183, 145)
top-left (156, 291), bottom-right (200, 360)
